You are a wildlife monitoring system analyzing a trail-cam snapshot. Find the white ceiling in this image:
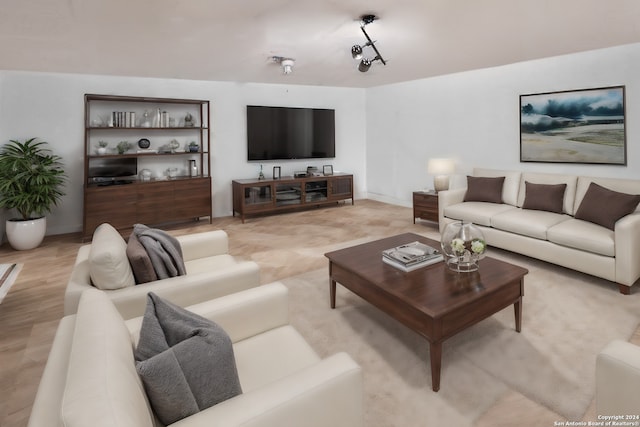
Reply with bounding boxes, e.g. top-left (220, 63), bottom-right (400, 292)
top-left (2, 0), bottom-right (640, 88)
